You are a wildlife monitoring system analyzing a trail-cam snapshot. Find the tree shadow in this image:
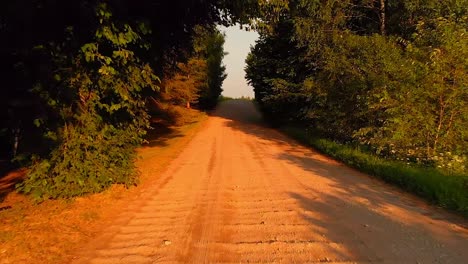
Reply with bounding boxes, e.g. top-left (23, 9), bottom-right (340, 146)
top-left (286, 186), bottom-right (468, 262)
top-left (275, 139), bottom-right (468, 261)
top-left (209, 99), bottom-right (292, 148)
top-left (144, 102), bottom-right (203, 148)
top-left (210, 99), bottom-right (468, 262)
top-left (144, 123), bottom-right (184, 148)
top-left (214, 100), bottom-right (467, 226)
top-left (0, 161), bottom-right (25, 203)
top-left (275, 145), bottom-right (468, 228)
